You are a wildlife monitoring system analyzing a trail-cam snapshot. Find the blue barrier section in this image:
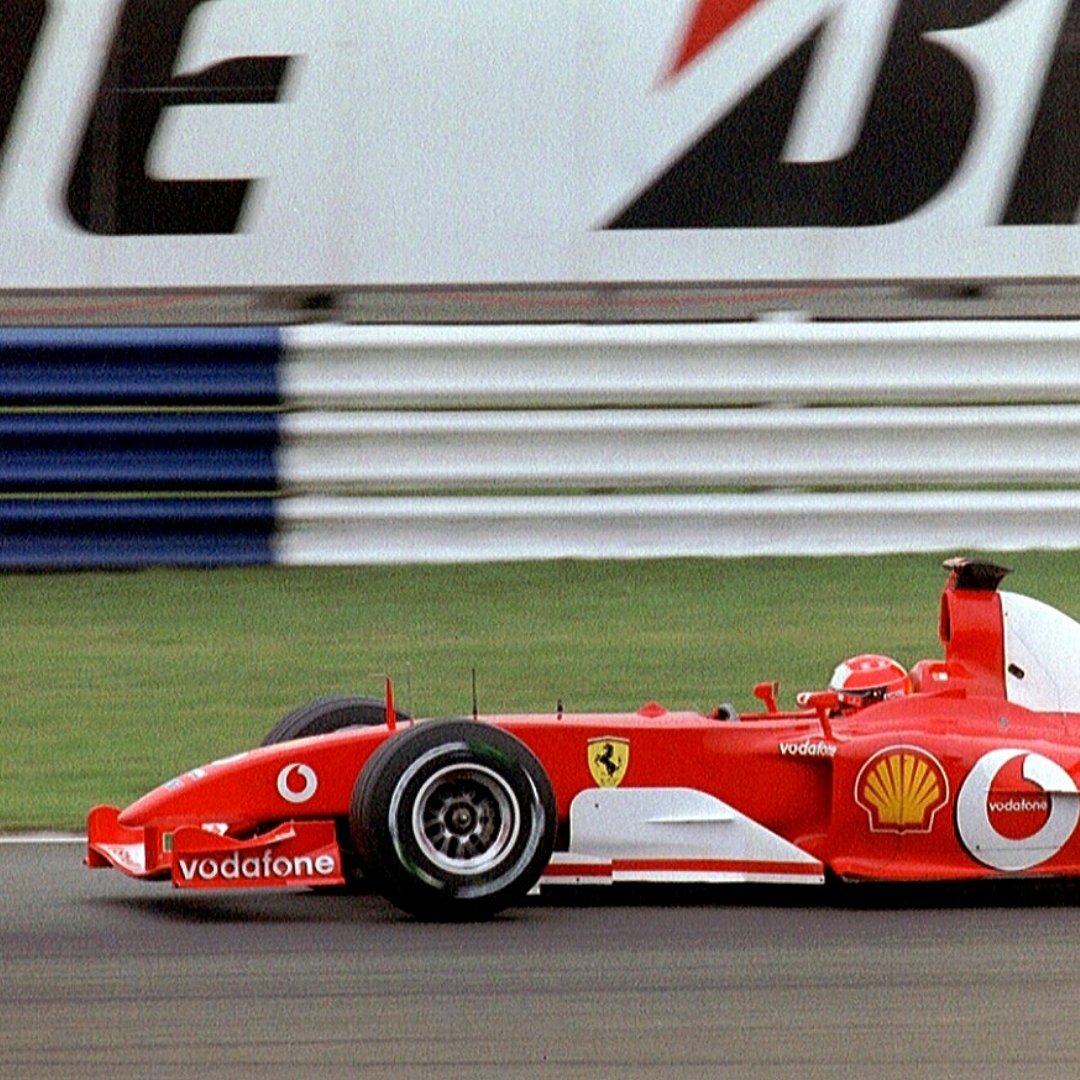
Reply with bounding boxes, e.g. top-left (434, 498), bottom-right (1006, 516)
top-left (0, 499), bottom-right (275, 569)
top-left (0, 327), bottom-right (281, 405)
top-left (1, 327), bottom-right (284, 569)
top-left (0, 413), bottom-right (278, 491)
